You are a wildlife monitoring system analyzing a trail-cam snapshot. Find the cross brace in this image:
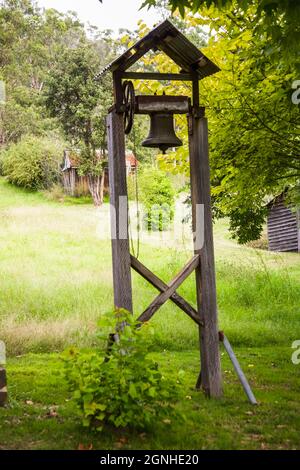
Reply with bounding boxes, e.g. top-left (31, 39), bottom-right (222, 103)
top-left (130, 254), bottom-right (204, 326)
top-left (130, 255), bottom-right (257, 404)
